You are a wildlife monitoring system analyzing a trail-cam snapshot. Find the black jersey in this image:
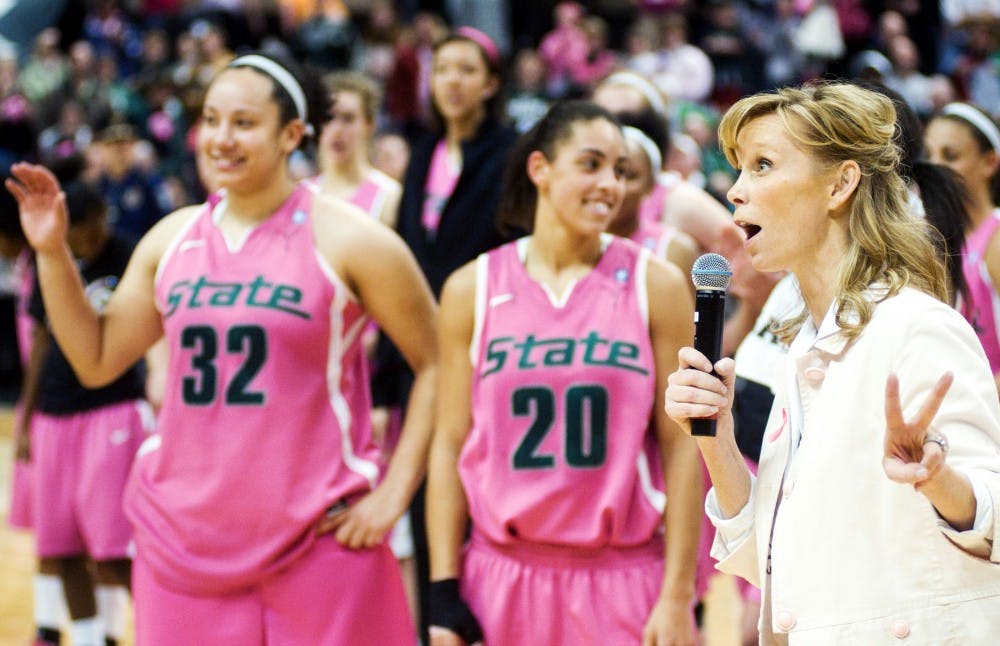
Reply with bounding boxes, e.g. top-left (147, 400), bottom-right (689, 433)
top-left (29, 233), bottom-right (145, 414)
